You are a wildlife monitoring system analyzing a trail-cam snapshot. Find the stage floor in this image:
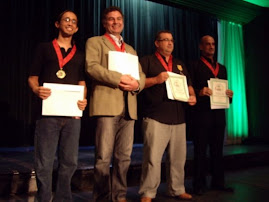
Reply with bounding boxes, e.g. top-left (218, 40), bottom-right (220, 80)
top-left (0, 143), bottom-right (269, 201)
